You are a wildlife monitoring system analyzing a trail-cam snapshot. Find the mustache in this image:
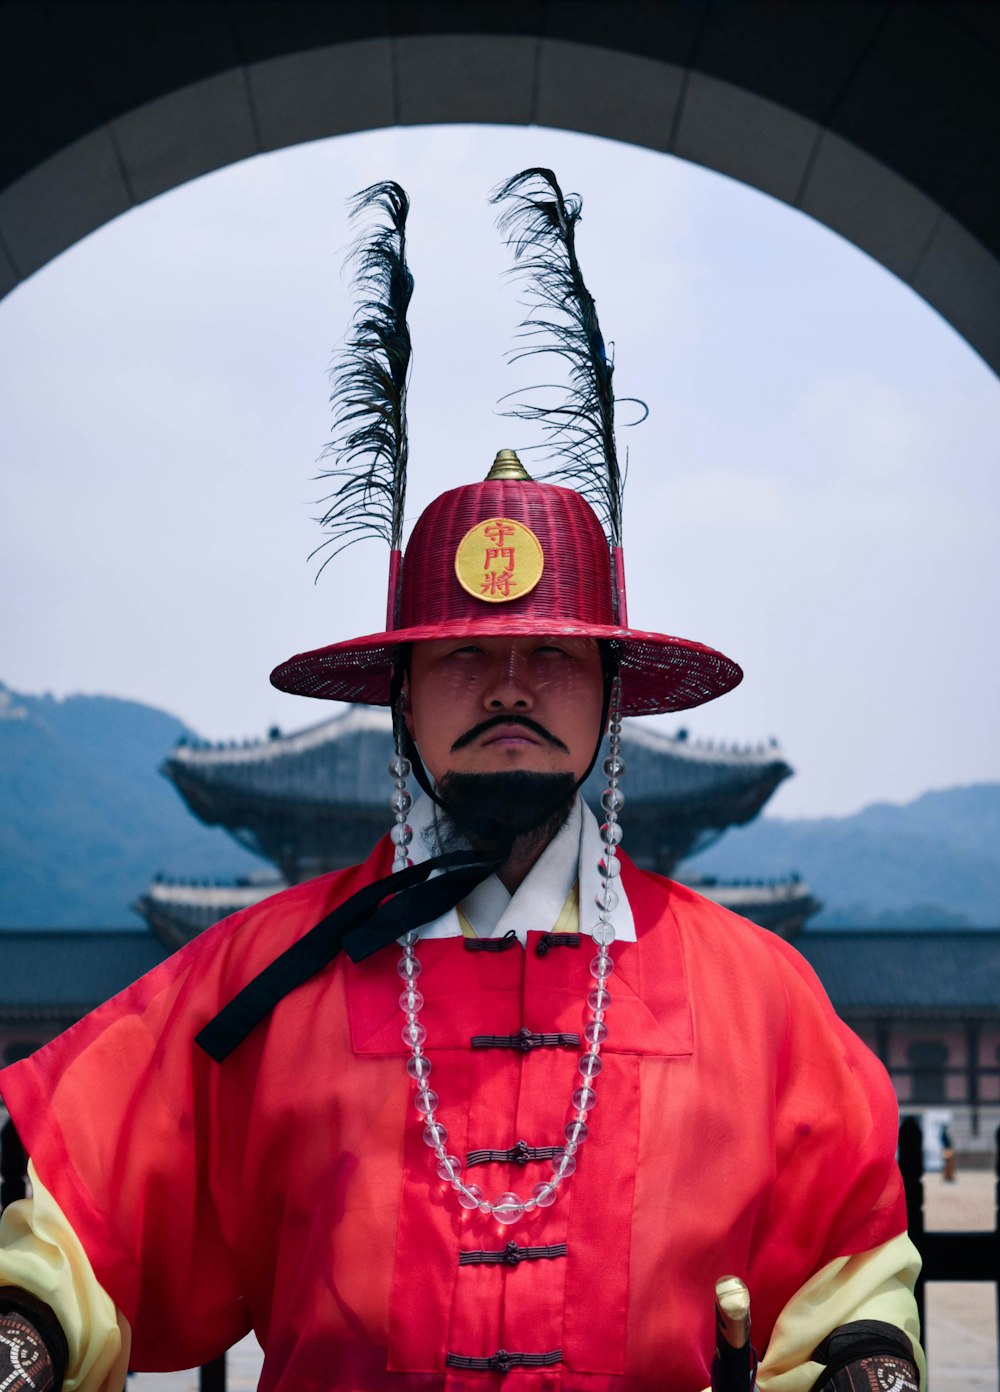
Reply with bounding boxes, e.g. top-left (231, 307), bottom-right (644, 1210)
top-left (450, 713), bottom-right (569, 754)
